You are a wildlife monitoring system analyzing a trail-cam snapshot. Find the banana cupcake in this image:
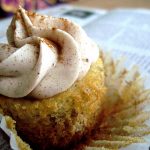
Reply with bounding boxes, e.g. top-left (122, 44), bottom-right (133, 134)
top-left (0, 7), bottom-right (106, 150)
